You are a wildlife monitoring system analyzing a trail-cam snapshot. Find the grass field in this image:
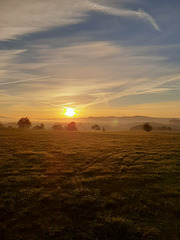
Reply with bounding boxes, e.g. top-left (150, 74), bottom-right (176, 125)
top-left (0, 129), bottom-right (180, 240)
